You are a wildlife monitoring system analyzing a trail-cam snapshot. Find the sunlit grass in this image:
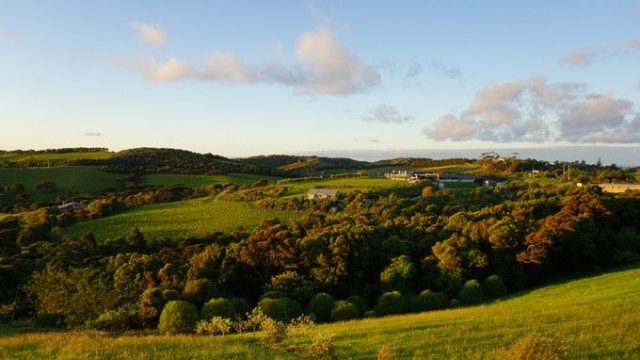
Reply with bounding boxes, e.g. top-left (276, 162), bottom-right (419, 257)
top-left (143, 173), bottom-right (281, 187)
top-left (2, 263), bottom-right (638, 359)
top-left (59, 197), bottom-right (297, 241)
